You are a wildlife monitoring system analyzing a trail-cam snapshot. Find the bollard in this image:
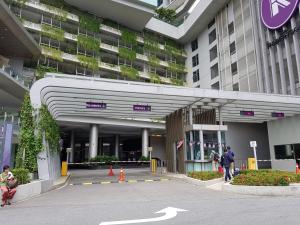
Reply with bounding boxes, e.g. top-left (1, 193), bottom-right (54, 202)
top-left (151, 159), bottom-right (157, 174)
top-left (61, 161), bottom-right (68, 176)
